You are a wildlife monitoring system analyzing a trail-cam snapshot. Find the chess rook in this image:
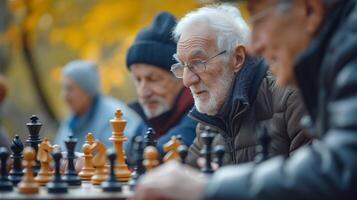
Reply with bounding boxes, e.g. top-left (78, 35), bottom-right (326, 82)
top-left (8, 135), bottom-right (24, 185)
top-left (109, 110), bottom-right (130, 182)
top-left (0, 147), bottom-right (13, 191)
top-left (47, 149), bottom-right (68, 193)
top-left (26, 115), bottom-right (42, 175)
top-left (200, 126), bottom-right (215, 175)
top-left (63, 134), bottom-right (81, 186)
